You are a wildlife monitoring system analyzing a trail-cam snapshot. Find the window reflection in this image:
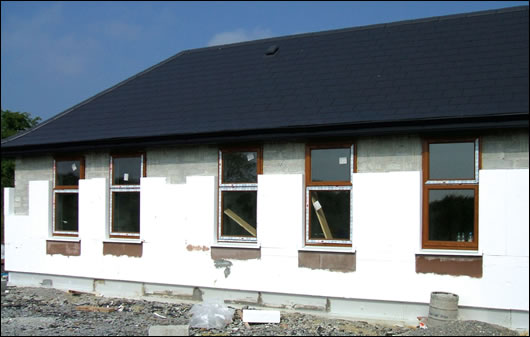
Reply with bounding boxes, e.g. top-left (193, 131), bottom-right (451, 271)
top-left (55, 193), bottom-right (78, 232)
top-left (223, 152), bottom-right (257, 183)
top-left (429, 142), bottom-right (475, 180)
top-left (113, 157), bottom-right (142, 185)
top-left (56, 160), bottom-right (81, 186)
top-left (309, 190), bottom-right (350, 240)
top-left (311, 148), bottom-right (350, 182)
top-left (428, 189), bottom-right (475, 241)
top-left (222, 191), bottom-right (257, 237)
top-left (112, 192), bottom-right (140, 233)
